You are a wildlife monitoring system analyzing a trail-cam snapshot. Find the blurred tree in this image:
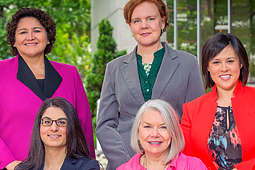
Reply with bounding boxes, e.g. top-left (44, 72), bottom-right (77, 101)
top-left (85, 19), bottom-right (126, 118)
